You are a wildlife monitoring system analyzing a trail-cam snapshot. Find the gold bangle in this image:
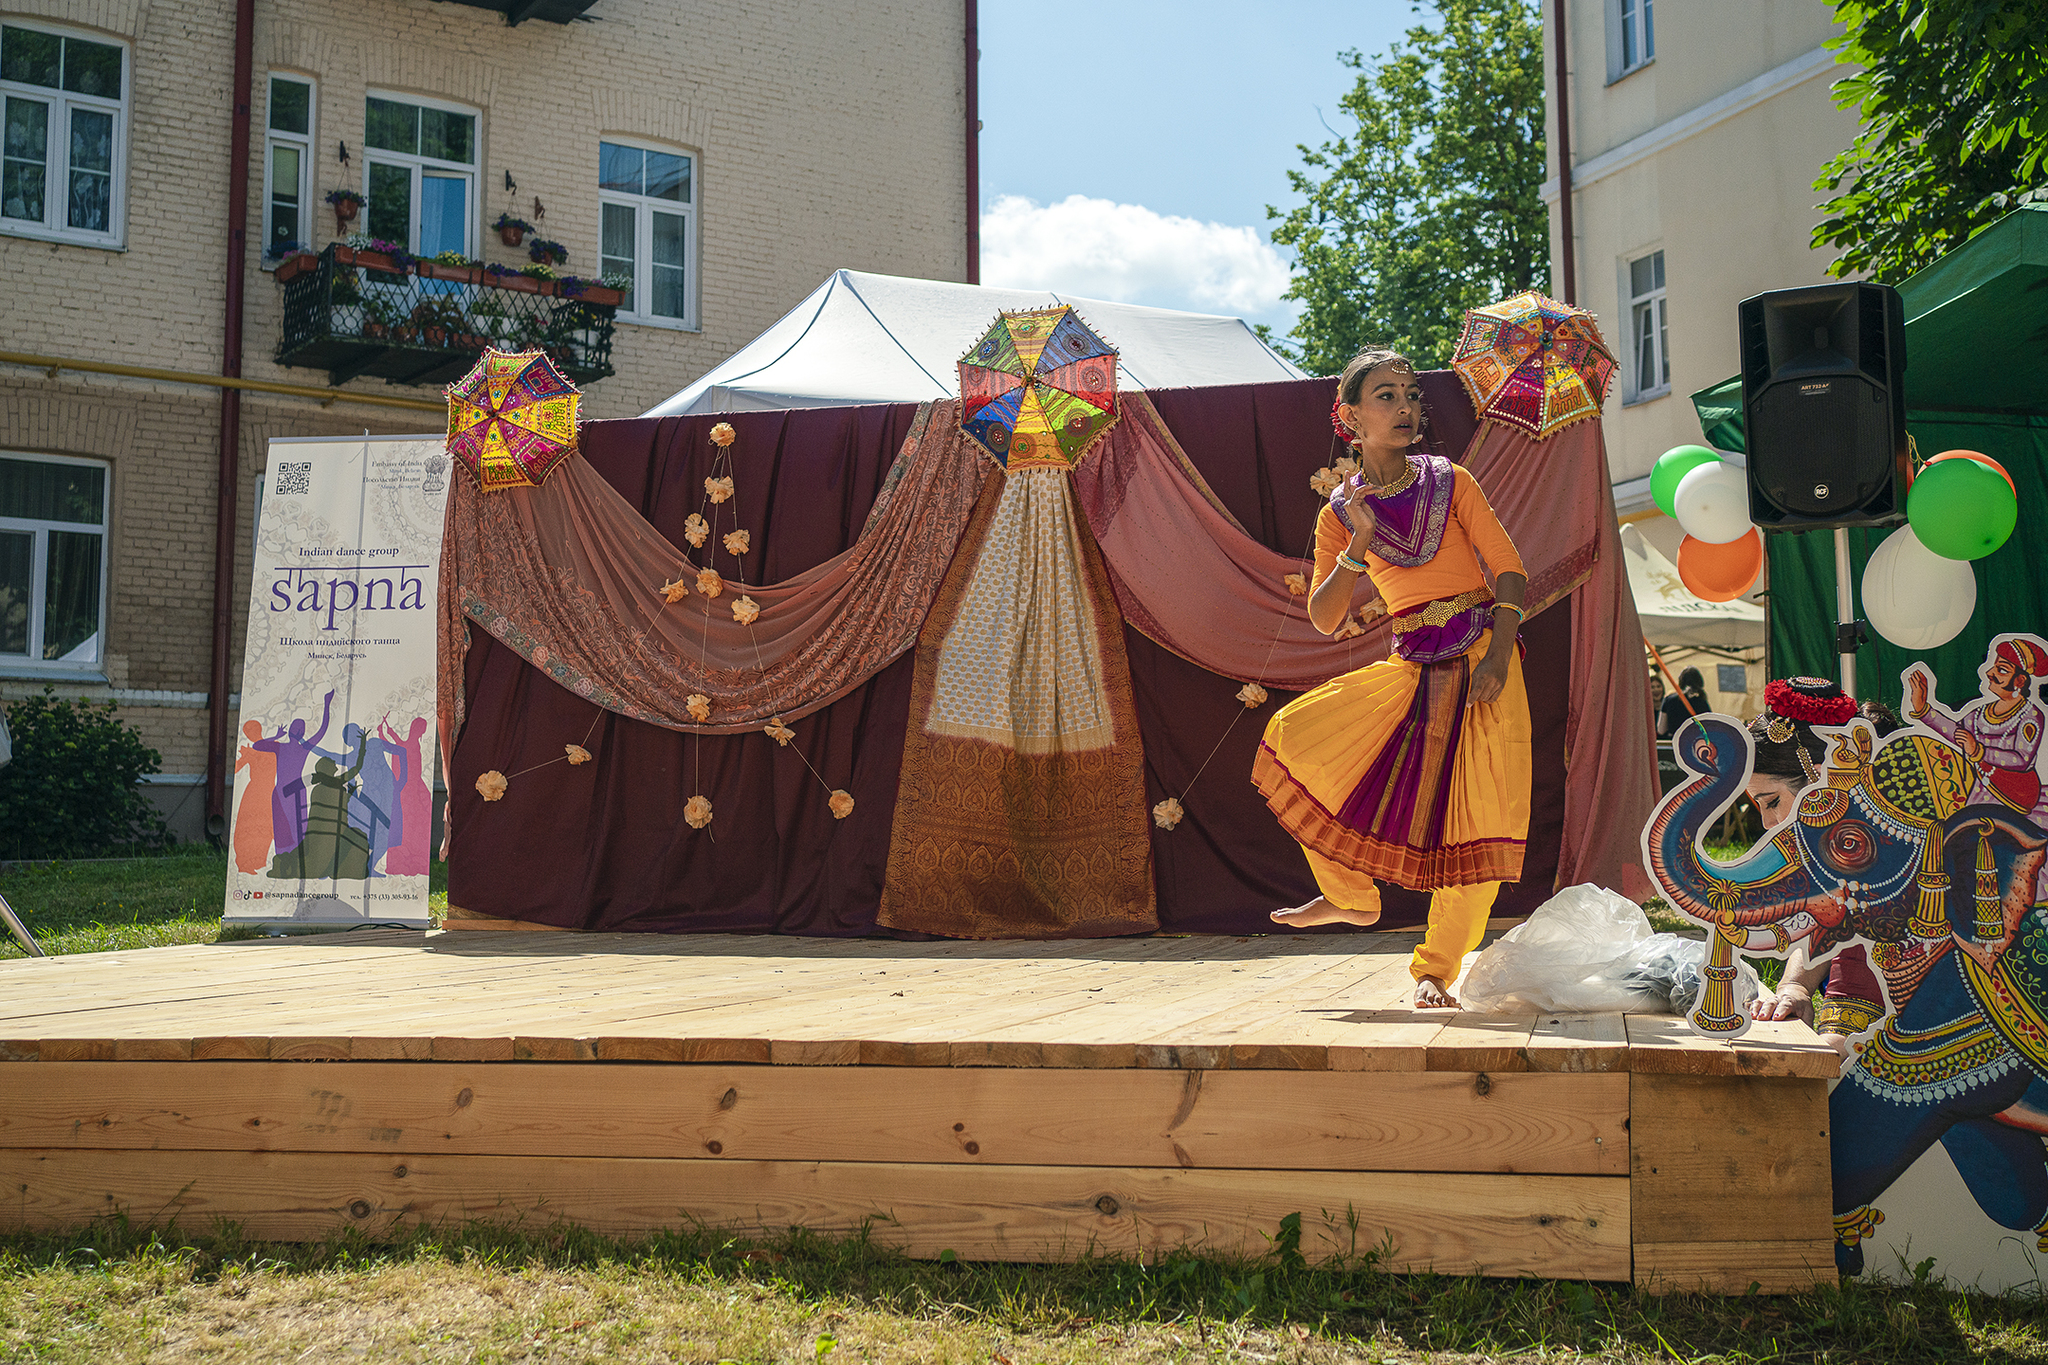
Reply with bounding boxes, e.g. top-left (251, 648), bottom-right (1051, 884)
top-left (1495, 602), bottom-right (1525, 622)
top-left (1335, 551), bottom-right (1369, 574)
